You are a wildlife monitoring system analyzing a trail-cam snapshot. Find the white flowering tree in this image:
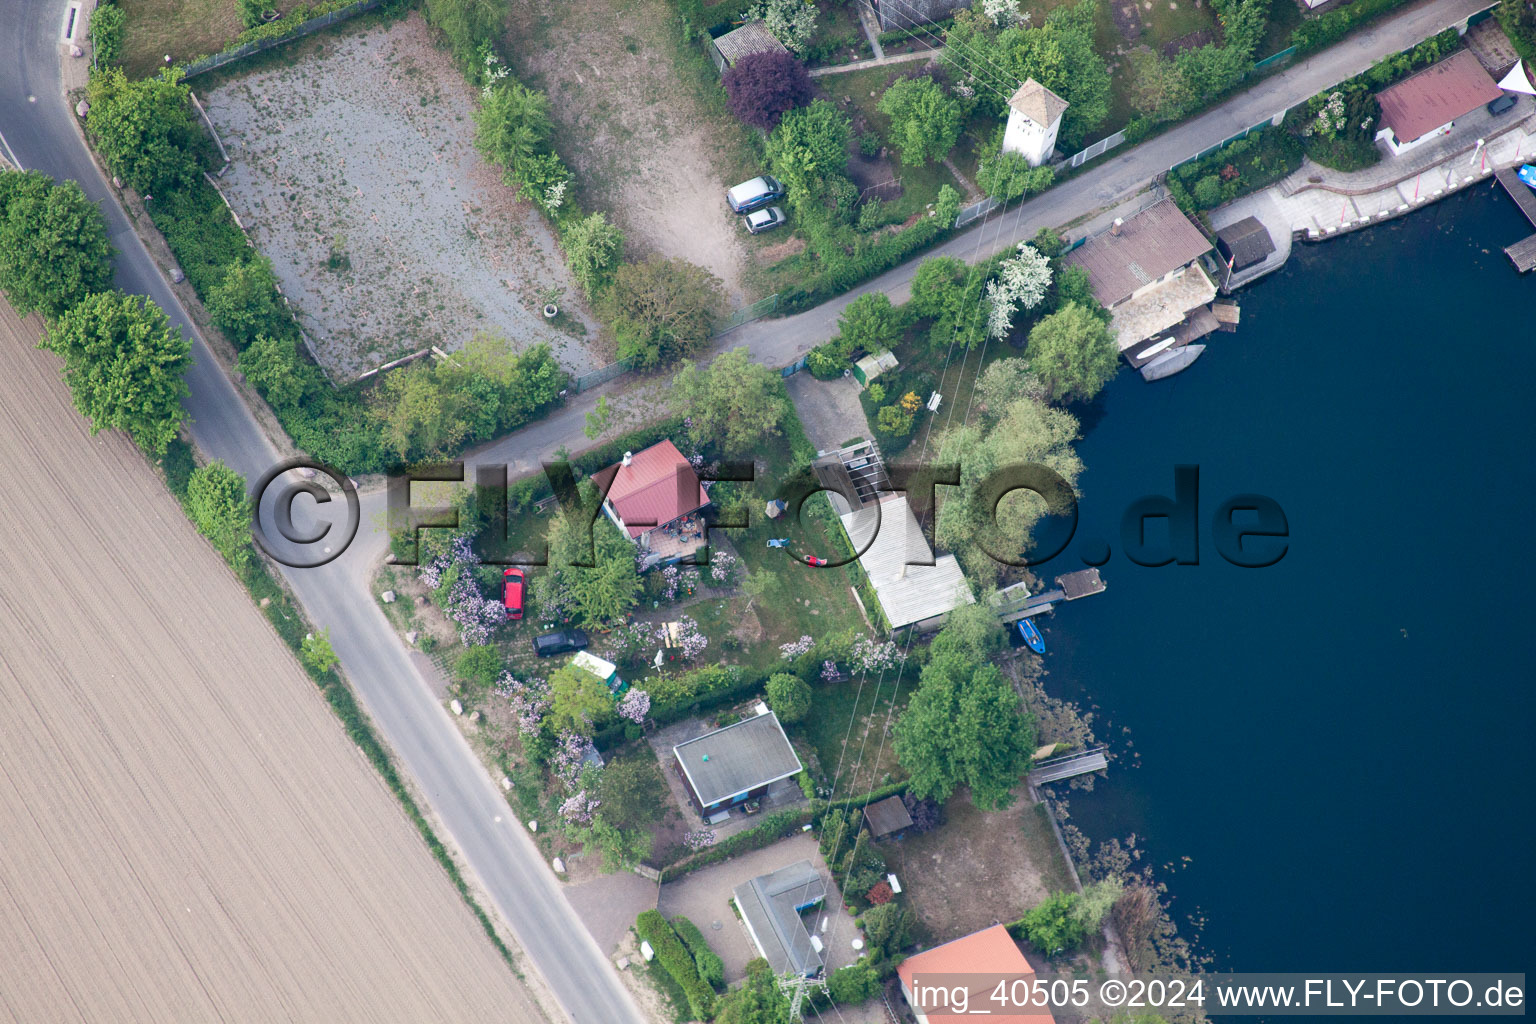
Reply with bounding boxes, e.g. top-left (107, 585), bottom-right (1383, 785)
top-left (985, 242), bottom-right (1053, 340)
top-left (982, 0), bottom-right (1022, 25)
